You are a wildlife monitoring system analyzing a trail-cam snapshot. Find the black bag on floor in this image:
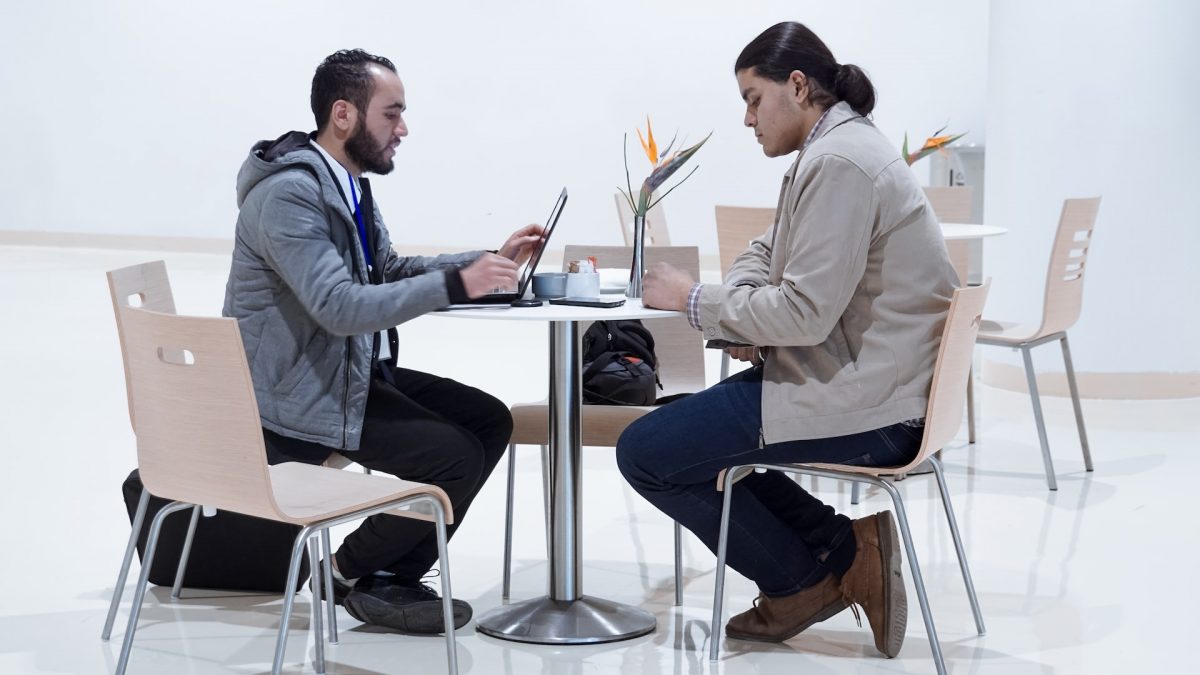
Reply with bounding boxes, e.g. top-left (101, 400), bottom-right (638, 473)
top-left (581, 320), bottom-right (662, 405)
top-left (121, 469), bottom-right (310, 593)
